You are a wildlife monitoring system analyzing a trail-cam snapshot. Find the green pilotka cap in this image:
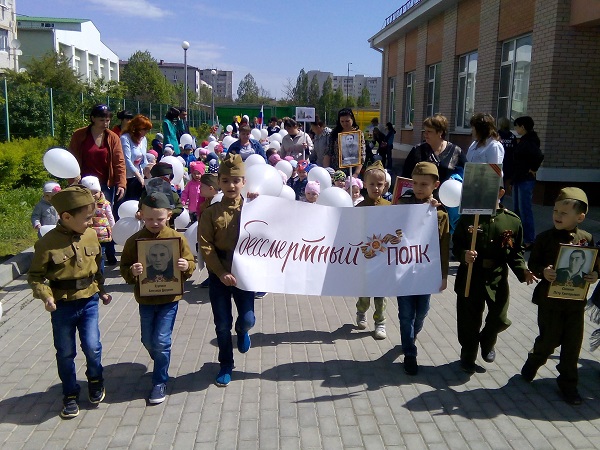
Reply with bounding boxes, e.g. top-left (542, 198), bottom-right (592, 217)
top-left (218, 153), bottom-right (245, 177)
top-left (412, 162), bottom-right (439, 180)
top-left (51, 185), bottom-right (94, 214)
top-left (555, 187), bottom-right (588, 213)
top-left (141, 192), bottom-right (173, 210)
